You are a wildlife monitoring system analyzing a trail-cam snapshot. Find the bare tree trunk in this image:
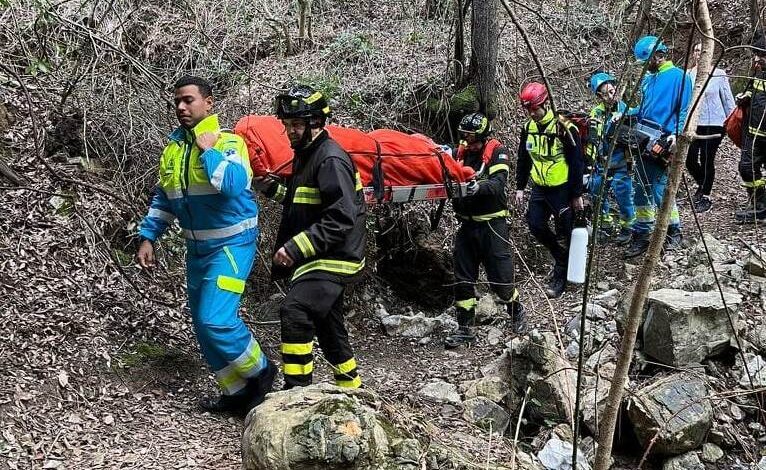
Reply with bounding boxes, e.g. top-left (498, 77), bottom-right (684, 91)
top-left (630, 0), bottom-right (653, 44)
top-left (751, 0), bottom-right (761, 32)
top-left (298, 0), bottom-right (313, 43)
top-left (469, 0), bottom-right (498, 116)
top-left (592, 2), bottom-right (714, 469)
top-left (453, 0), bottom-right (467, 86)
